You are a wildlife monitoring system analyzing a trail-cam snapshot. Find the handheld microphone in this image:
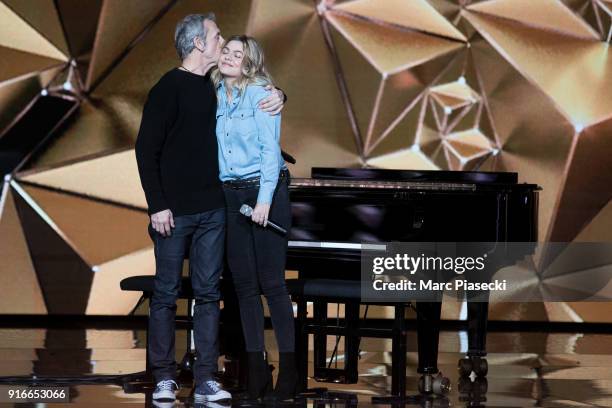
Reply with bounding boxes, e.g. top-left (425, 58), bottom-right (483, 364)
top-left (240, 204), bottom-right (287, 235)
